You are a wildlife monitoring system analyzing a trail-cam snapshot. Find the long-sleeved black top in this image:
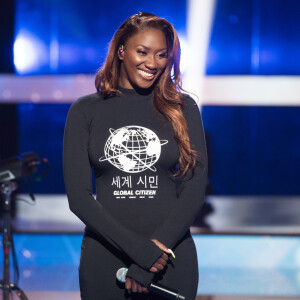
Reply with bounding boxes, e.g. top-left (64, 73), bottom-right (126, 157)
top-left (63, 86), bottom-right (207, 287)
